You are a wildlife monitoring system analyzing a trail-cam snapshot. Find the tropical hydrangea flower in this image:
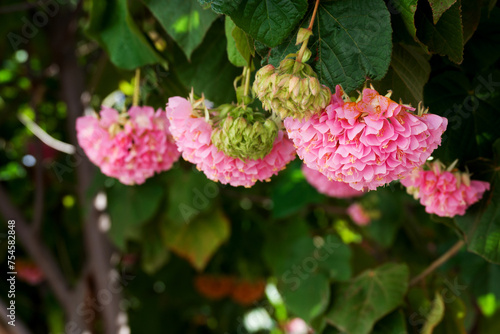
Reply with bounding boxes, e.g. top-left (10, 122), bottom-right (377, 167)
top-left (284, 85), bottom-right (448, 191)
top-left (166, 96), bottom-right (296, 188)
top-left (401, 161), bottom-right (490, 217)
top-left (347, 203), bottom-right (371, 226)
top-left (302, 164), bottom-right (363, 198)
top-left (76, 106), bottom-right (180, 185)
